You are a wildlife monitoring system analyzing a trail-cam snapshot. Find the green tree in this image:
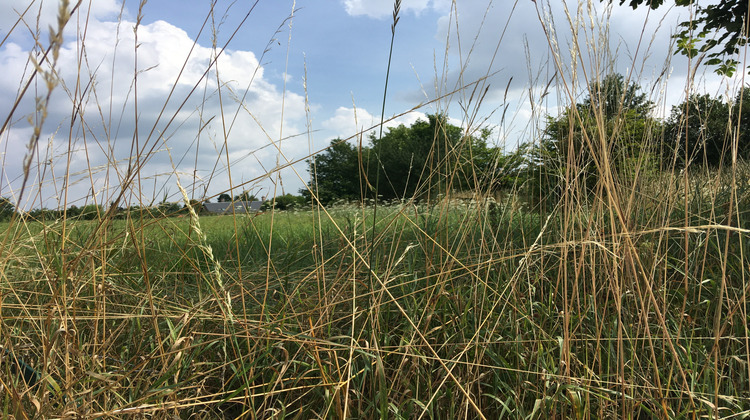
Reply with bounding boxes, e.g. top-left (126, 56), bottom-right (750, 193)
top-left (234, 191), bottom-right (257, 202)
top-left (182, 199), bottom-right (204, 215)
top-left (530, 74), bottom-right (659, 203)
top-left (79, 204), bottom-right (103, 220)
top-left (28, 208), bottom-right (61, 220)
top-left (306, 115), bottom-right (497, 205)
top-left (733, 89), bottom-right (750, 160)
top-left (304, 139), bottom-right (365, 205)
top-left (664, 90), bottom-right (750, 167)
top-left (0, 197), bottom-right (15, 221)
top-left (483, 143), bottom-right (531, 191)
top-left (157, 201), bottom-right (183, 216)
top-left (217, 193), bottom-right (231, 202)
top-left (371, 114), bottom-right (490, 201)
top-left (370, 119), bottom-right (444, 201)
top-left (266, 194), bottom-right (307, 211)
top-left (581, 74), bottom-right (652, 119)
top-left (605, 0), bottom-right (748, 76)
top-left (66, 205), bottom-right (81, 218)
